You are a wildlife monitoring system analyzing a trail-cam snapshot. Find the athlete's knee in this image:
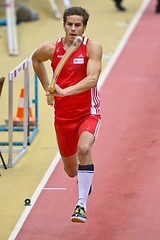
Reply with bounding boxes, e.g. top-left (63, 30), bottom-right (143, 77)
top-left (77, 142), bottom-right (90, 157)
top-left (62, 154), bottom-right (78, 178)
top-left (64, 166), bottom-right (78, 178)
